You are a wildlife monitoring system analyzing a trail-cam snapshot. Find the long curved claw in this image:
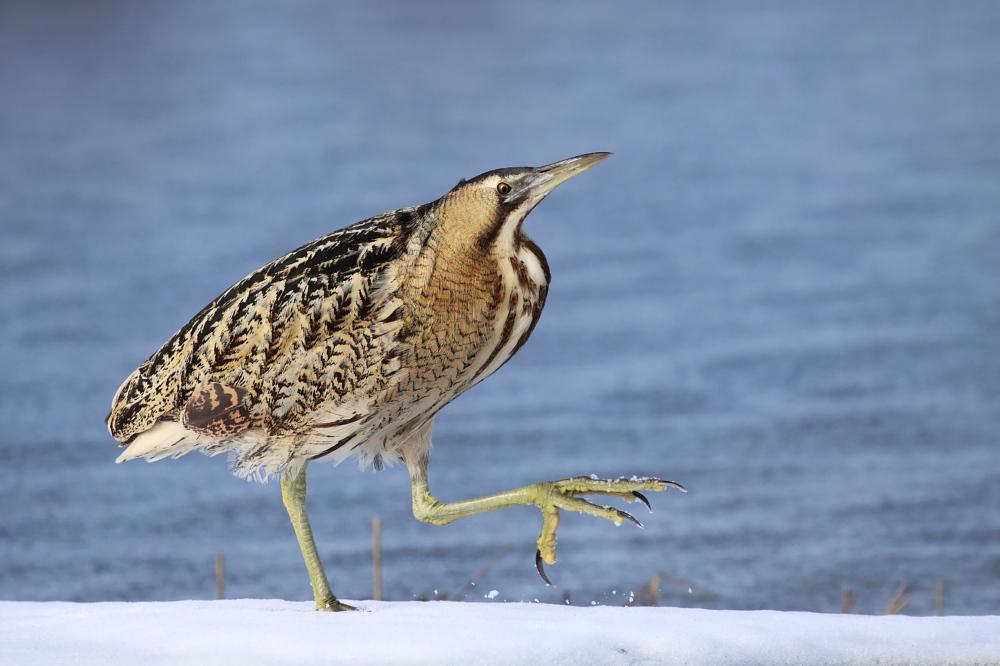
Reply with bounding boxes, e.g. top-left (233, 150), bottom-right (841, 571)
top-left (617, 509), bottom-right (643, 528)
top-left (632, 491), bottom-right (652, 512)
top-left (535, 549), bottom-right (555, 587)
